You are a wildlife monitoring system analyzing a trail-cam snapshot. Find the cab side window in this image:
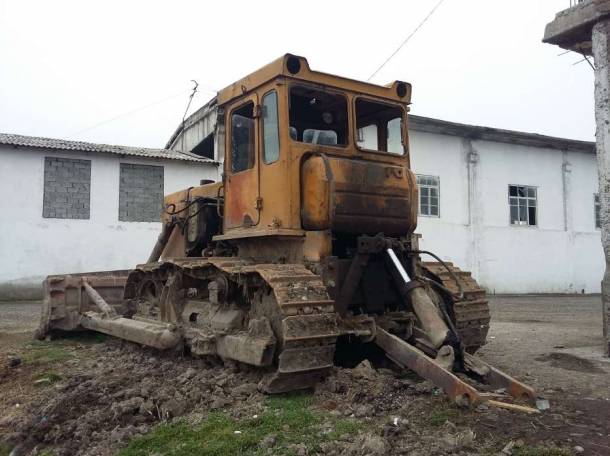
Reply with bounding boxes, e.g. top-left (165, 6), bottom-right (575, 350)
top-left (262, 91), bottom-right (280, 164)
top-left (231, 102), bottom-right (255, 173)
